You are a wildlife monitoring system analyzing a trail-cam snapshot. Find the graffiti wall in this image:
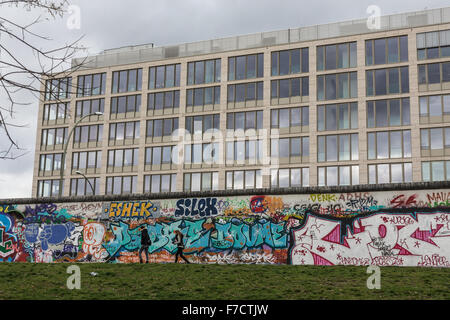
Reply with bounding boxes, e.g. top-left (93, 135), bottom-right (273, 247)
top-left (1, 189), bottom-right (449, 267)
